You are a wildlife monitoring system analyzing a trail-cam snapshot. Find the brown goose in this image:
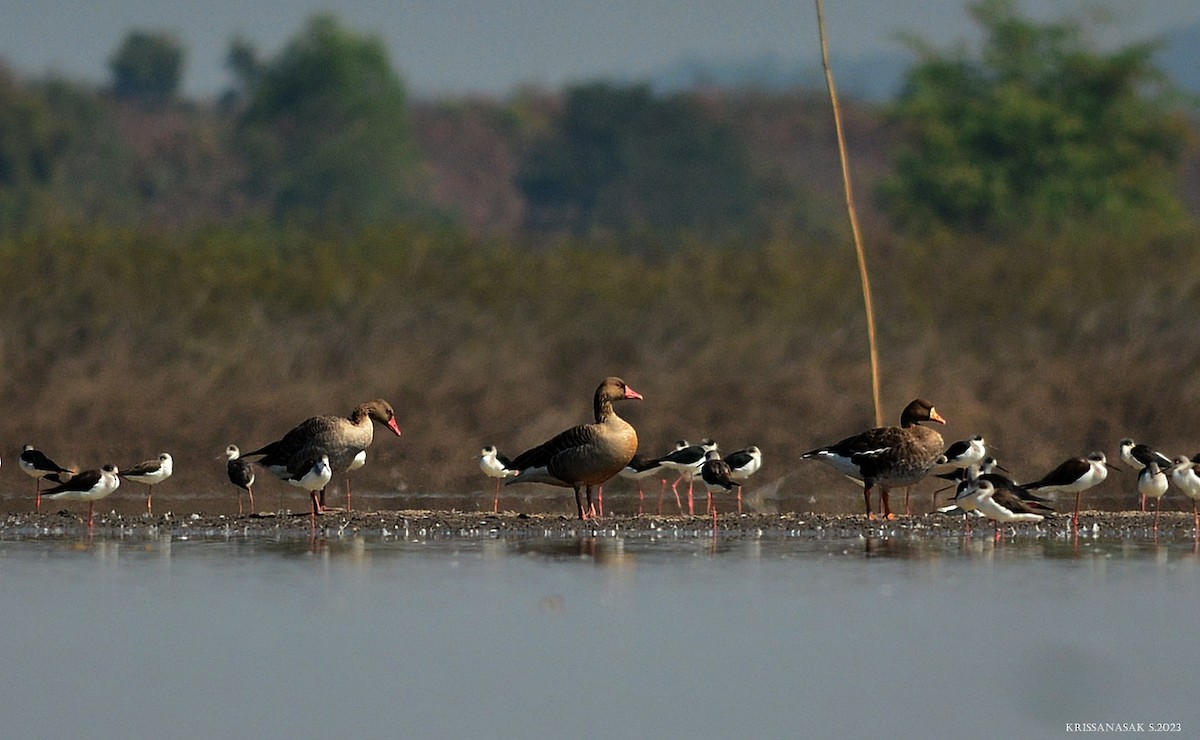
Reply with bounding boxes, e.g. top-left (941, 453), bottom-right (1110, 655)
top-left (242, 399), bottom-right (402, 512)
top-left (801, 399), bottom-right (947, 519)
top-left (506, 377), bottom-right (642, 520)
